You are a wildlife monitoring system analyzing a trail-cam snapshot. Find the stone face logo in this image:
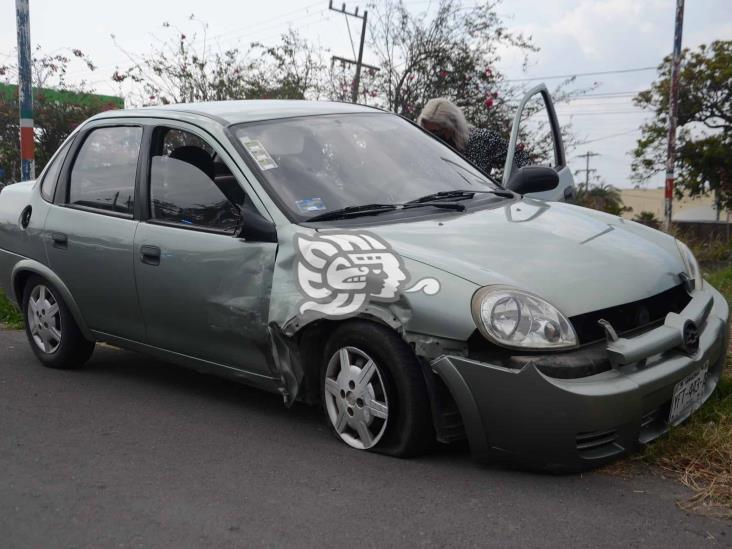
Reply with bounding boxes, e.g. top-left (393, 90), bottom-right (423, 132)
top-left (295, 232), bottom-right (440, 318)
